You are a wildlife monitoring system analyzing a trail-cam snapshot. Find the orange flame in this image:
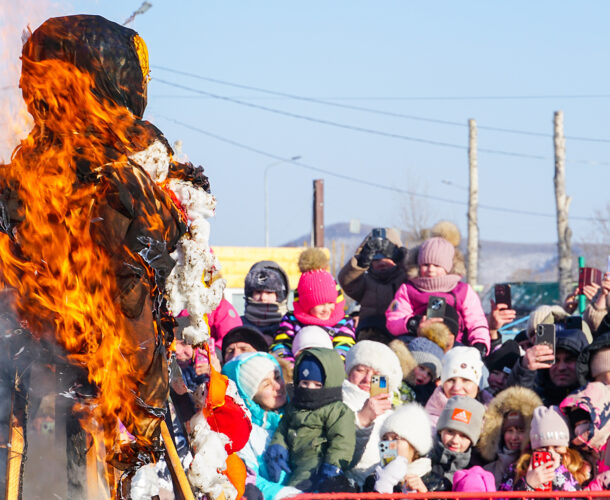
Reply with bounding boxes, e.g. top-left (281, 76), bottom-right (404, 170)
top-left (0, 54), bottom-right (179, 473)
